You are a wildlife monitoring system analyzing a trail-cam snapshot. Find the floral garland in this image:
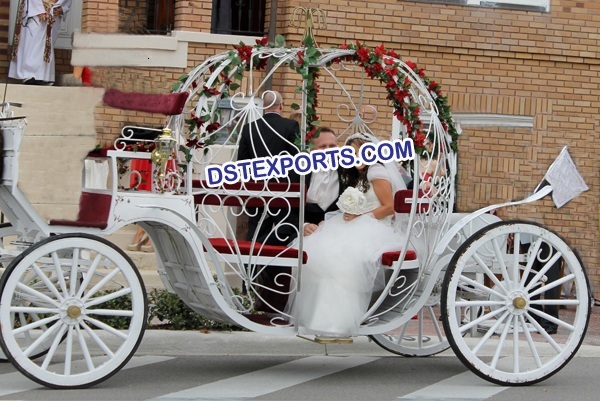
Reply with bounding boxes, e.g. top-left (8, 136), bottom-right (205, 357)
top-left (173, 35), bottom-right (458, 161)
